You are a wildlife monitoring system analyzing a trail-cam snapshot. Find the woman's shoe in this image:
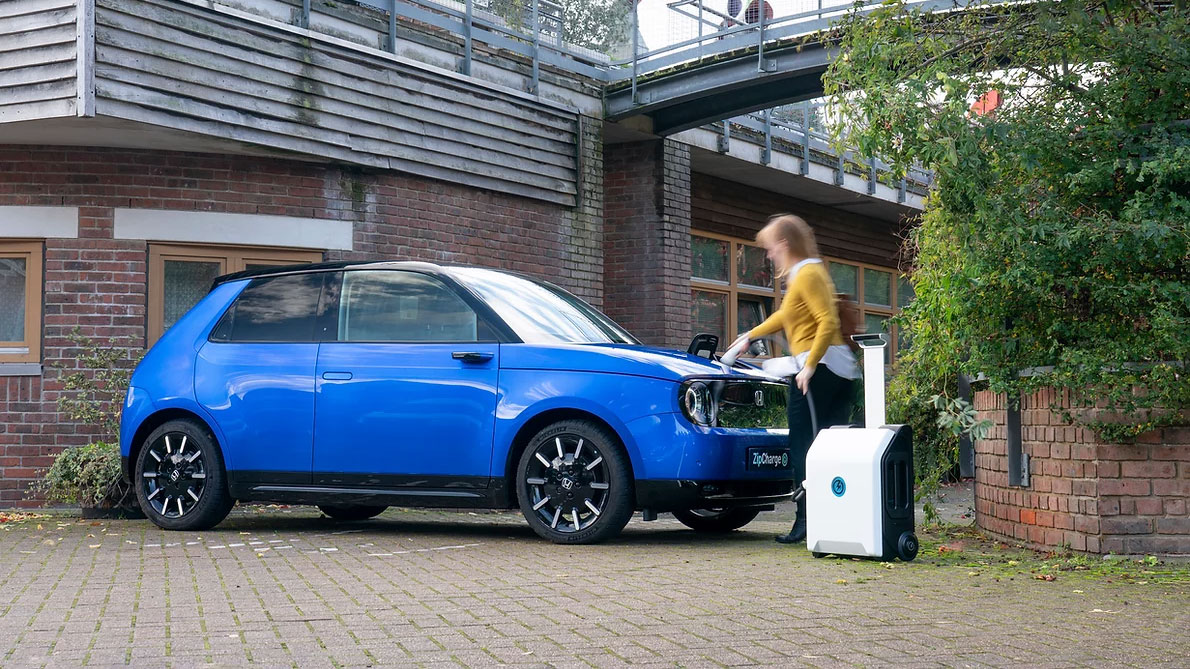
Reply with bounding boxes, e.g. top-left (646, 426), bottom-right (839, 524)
top-left (774, 517), bottom-right (806, 544)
